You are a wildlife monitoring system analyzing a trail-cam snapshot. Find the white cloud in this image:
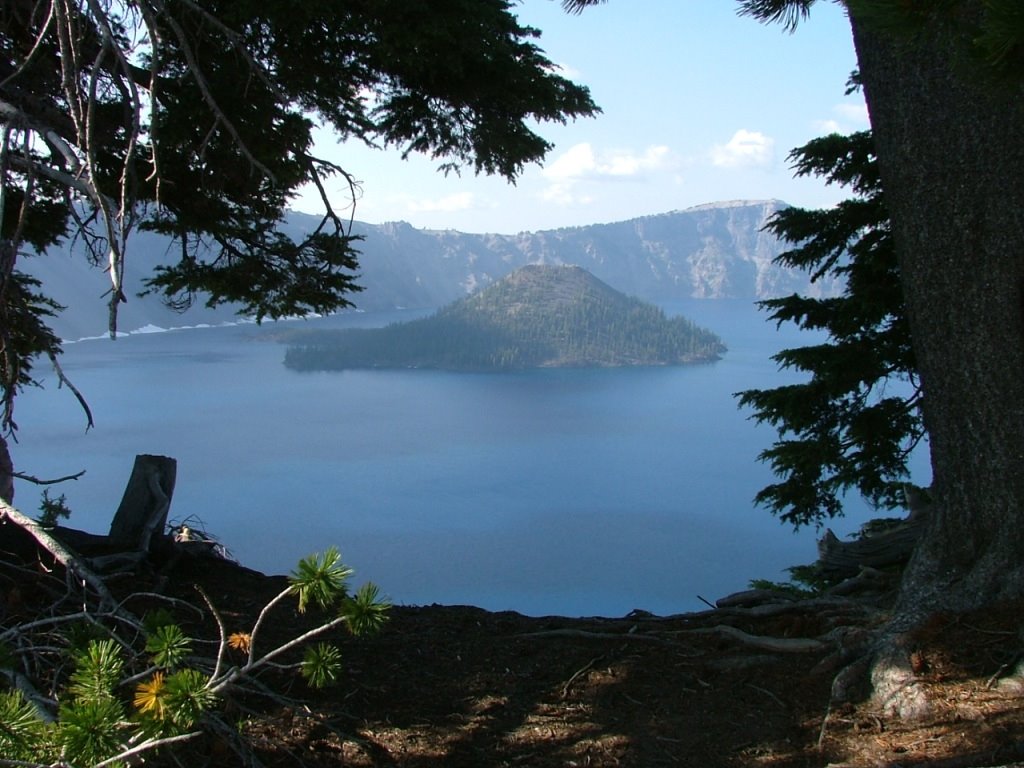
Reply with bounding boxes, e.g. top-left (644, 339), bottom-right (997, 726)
top-left (710, 129), bottom-right (775, 169)
top-left (540, 183), bottom-right (594, 206)
top-left (407, 192), bottom-right (475, 213)
top-left (605, 145), bottom-right (672, 176)
top-left (543, 142), bottom-right (673, 181)
top-left (543, 143), bottom-right (599, 182)
top-left (539, 142), bottom-right (675, 207)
